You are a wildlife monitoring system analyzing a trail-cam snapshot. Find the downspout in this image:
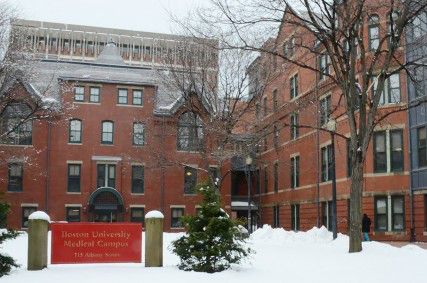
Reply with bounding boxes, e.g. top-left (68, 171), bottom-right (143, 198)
top-left (45, 120), bottom-right (52, 213)
top-left (405, 35), bottom-right (415, 242)
top-left (160, 114), bottom-right (166, 213)
top-left (315, 72), bottom-right (321, 227)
